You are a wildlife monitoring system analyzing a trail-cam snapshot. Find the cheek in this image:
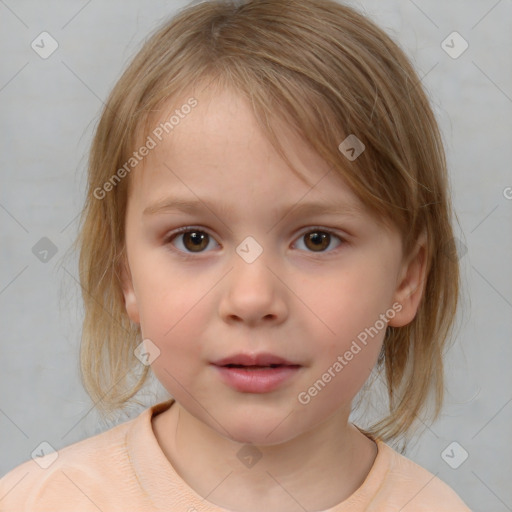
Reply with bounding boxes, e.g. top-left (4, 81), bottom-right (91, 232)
top-left (138, 284), bottom-right (208, 355)
top-left (130, 253), bottom-right (213, 377)
top-left (142, 297), bottom-right (211, 402)
top-left (305, 262), bottom-right (394, 345)
top-left (299, 262), bottom-right (392, 402)
top-left (300, 328), bottom-right (384, 413)
top-left (133, 250), bottom-right (212, 335)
